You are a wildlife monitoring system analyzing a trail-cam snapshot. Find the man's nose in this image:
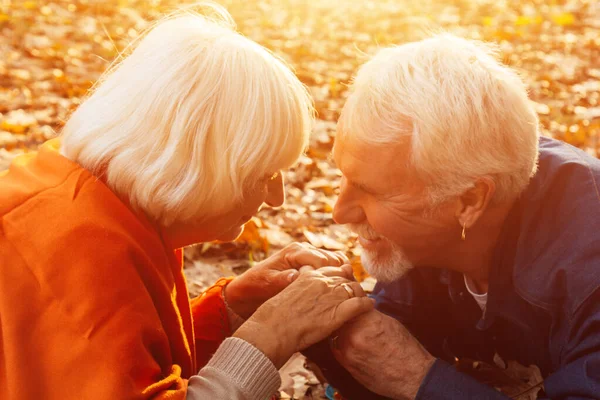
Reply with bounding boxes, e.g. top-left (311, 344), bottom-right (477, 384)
top-left (333, 178), bottom-right (366, 224)
top-left (265, 171), bottom-right (285, 207)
